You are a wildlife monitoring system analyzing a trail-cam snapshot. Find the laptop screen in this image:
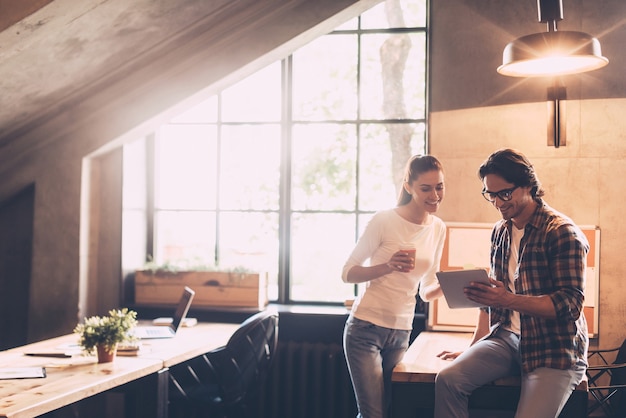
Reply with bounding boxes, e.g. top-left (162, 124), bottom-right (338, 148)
top-left (171, 286), bottom-right (195, 332)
